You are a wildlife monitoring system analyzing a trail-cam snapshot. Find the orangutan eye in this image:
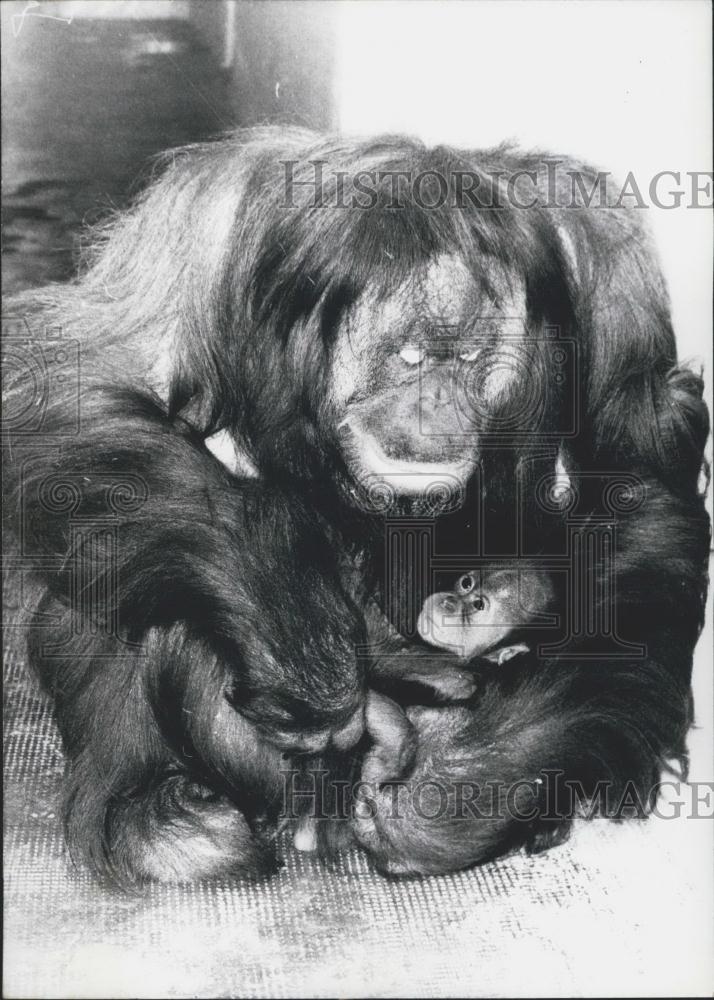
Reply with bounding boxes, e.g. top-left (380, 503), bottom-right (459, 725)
top-left (459, 347), bottom-right (481, 363)
top-left (399, 345), bottom-right (425, 366)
